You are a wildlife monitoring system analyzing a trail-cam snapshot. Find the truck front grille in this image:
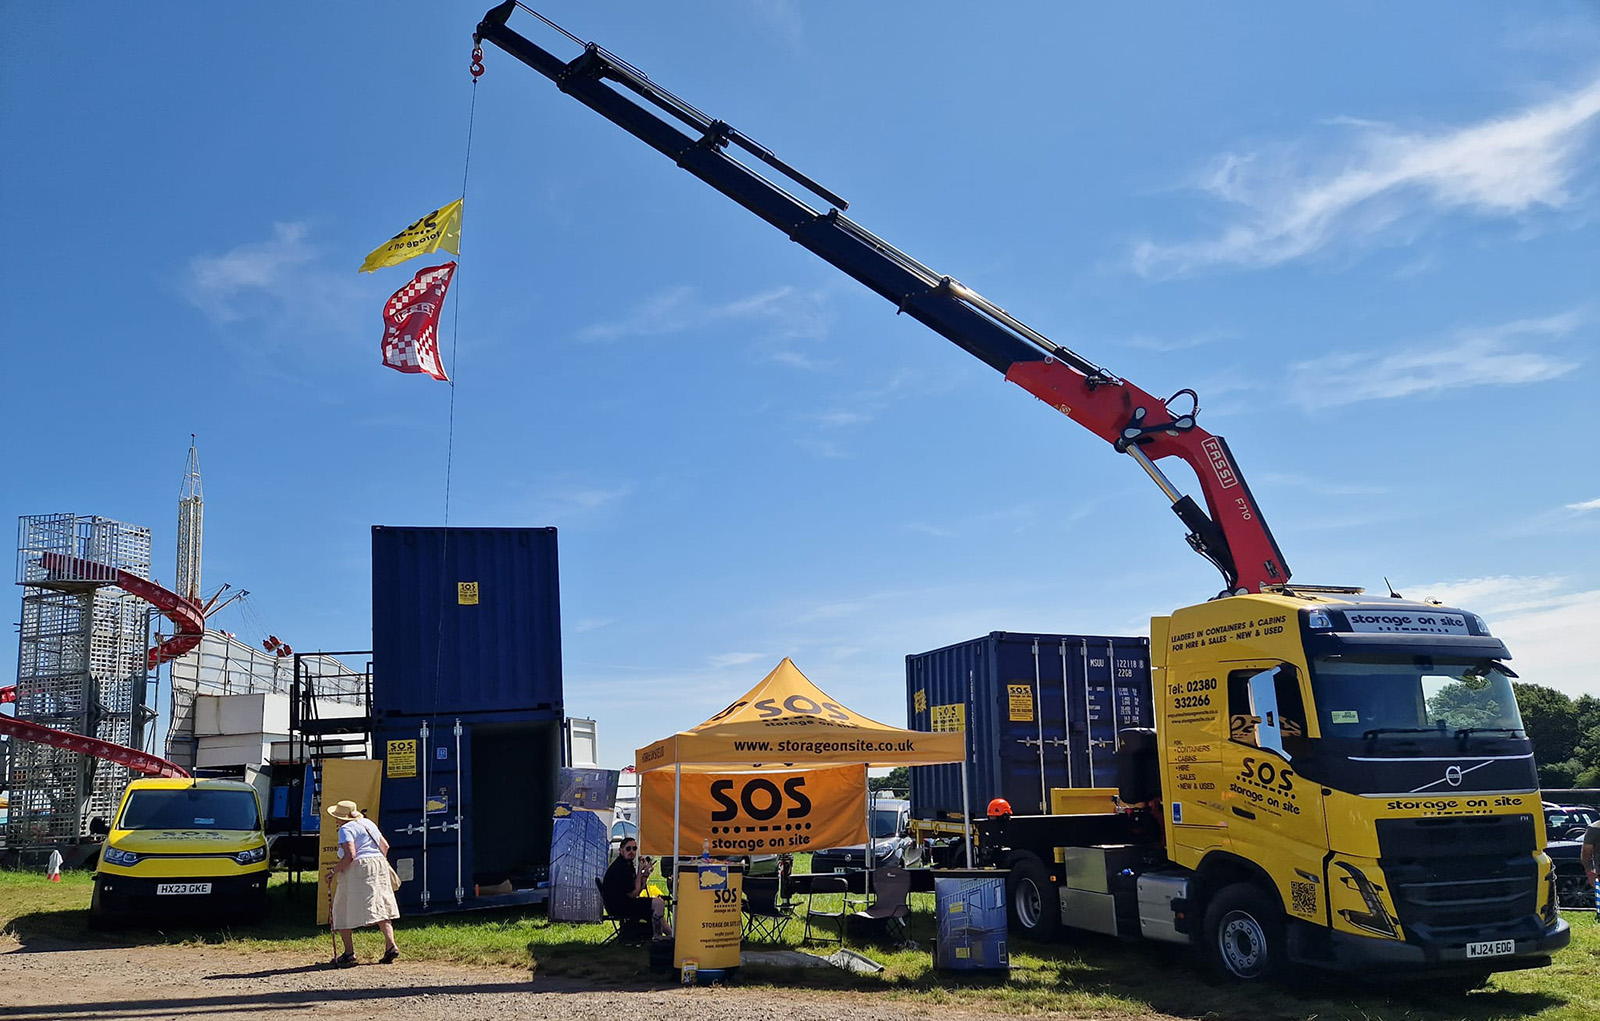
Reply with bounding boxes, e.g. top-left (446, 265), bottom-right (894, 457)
top-left (1375, 815), bottom-right (1539, 938)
